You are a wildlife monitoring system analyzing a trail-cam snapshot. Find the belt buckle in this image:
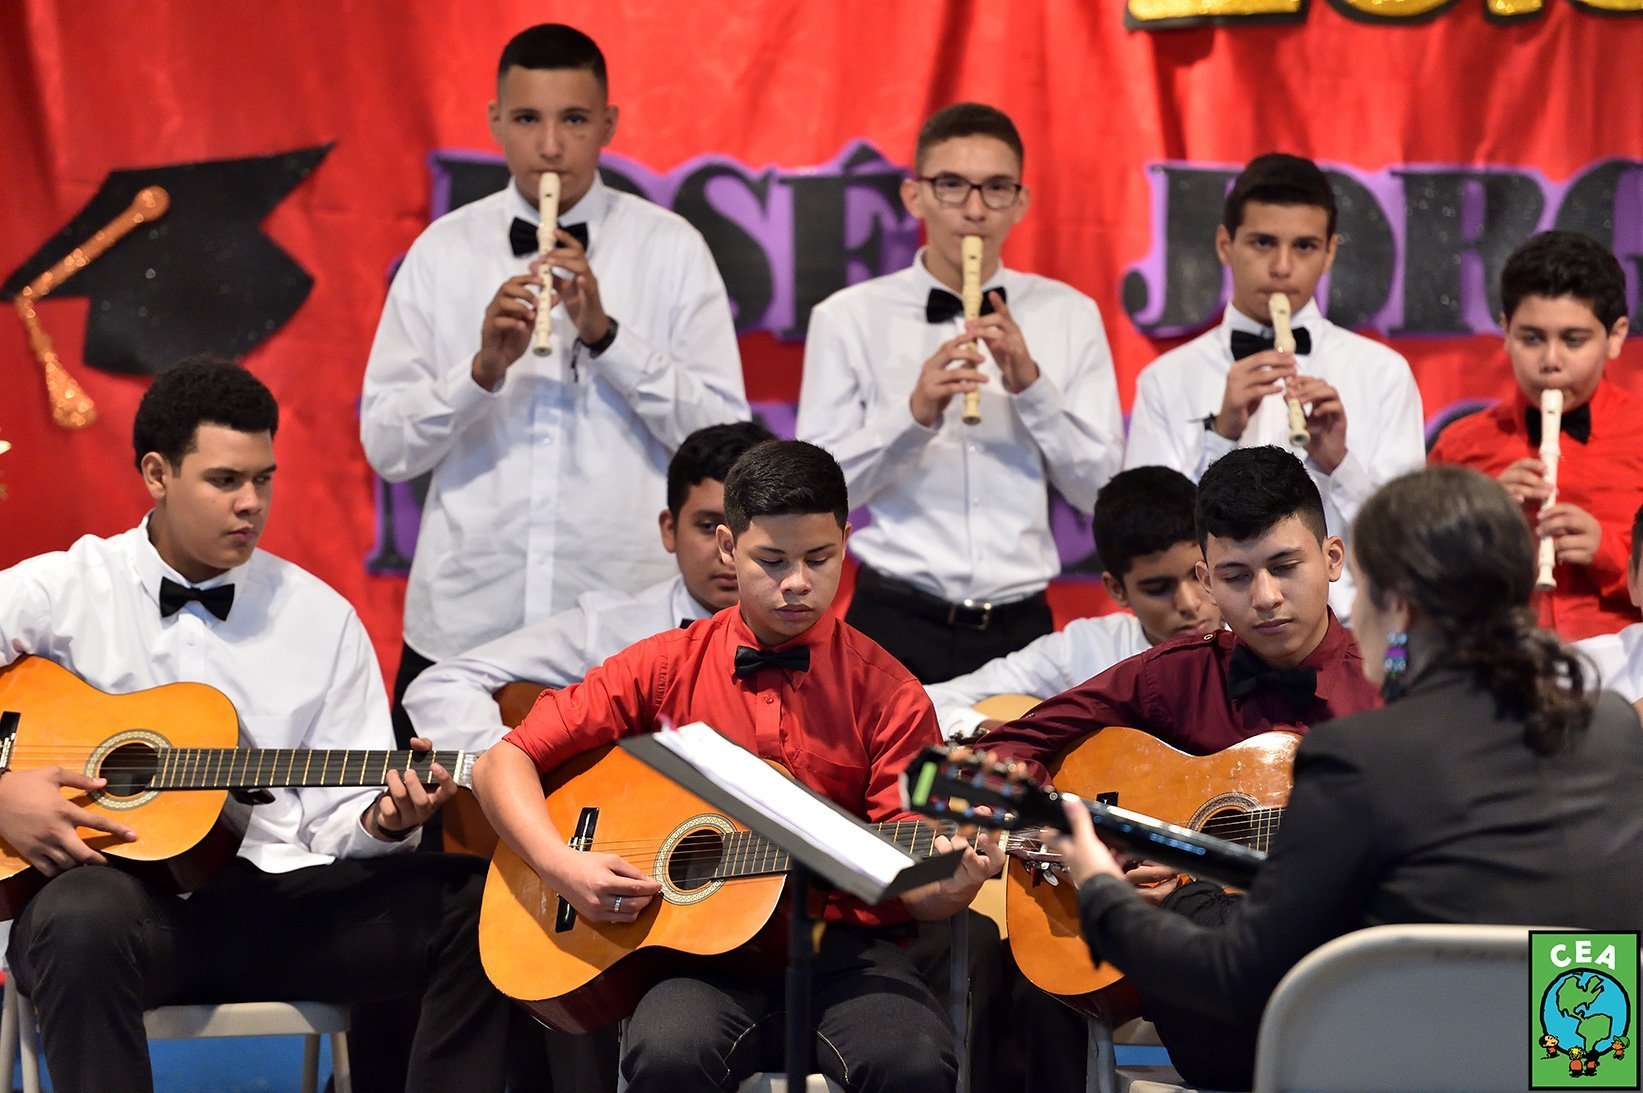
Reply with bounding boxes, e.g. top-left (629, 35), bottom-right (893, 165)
top-left (947, 598), bottom-right (993, 631)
